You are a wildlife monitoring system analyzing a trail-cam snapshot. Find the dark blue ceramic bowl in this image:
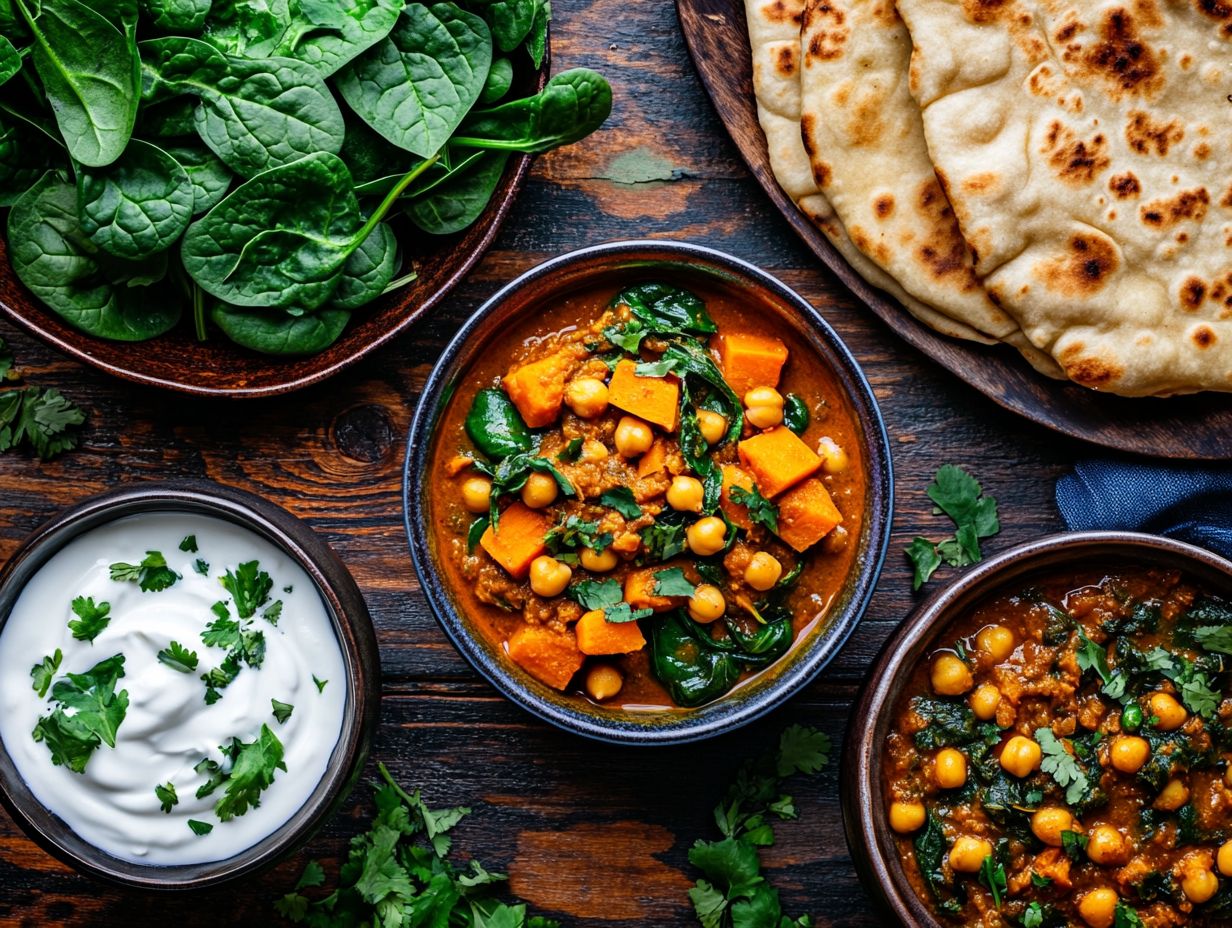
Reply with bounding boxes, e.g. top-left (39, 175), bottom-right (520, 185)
top-left (403, 240), bottom-right (893, 744)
